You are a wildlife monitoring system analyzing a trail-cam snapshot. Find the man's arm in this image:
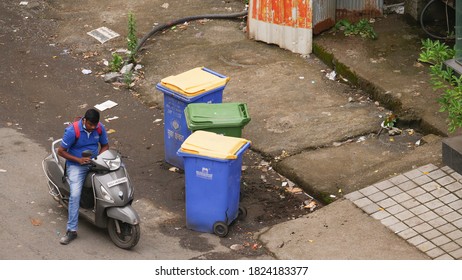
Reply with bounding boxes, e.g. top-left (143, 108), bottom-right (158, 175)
top-left (99, 143), bottom-right (109, 154)
top-left (57, 146), bottom-right (91, 165)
